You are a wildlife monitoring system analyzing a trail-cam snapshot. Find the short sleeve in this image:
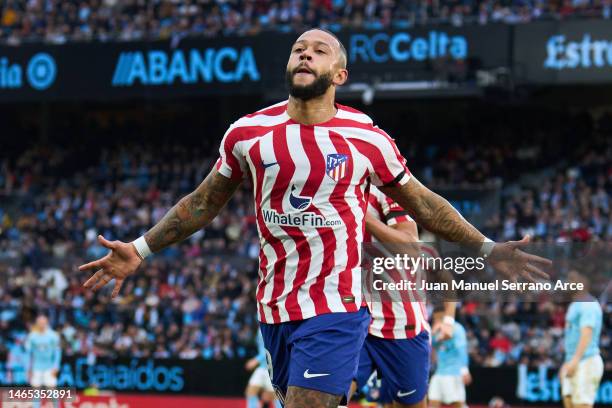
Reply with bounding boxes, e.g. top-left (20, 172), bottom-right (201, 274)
top-left (578, 303), bottom-right (600, 329)
top-left (367, 127), bottom-right (411, 187)
top-left (216, 124), bottom-right (247, 181)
